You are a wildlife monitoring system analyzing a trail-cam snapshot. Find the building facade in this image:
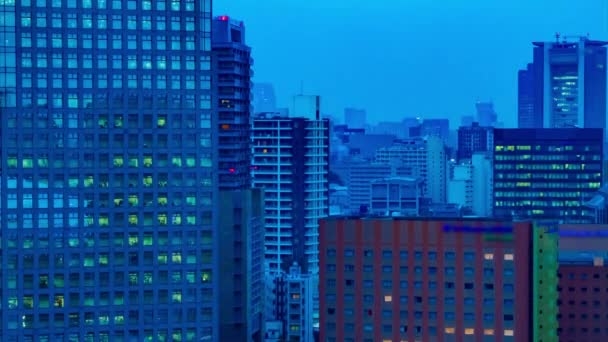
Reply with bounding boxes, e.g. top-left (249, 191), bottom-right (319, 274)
top-left (518, 37), bottom-right (607, 134)
top-left (319, 217), bottom-right (533, 342)
top-left (557, 224), bottom-right (608, 342)
top-left (476, 102), bottom-right (498, 127)
top-left (517, 63), bottom-right (539, 128)
top-left (457, 122), bottom-right (492, 162)
top-left (472, 152), bottom-right (493, 217)
top-left (419, 118), bottom-right (450, 143)
top-left (213, 16), bottom-right (265, 341)
top-left (292, 94), bottom-right (321, 120)
top-left (345, 161), bottom-right (416, 214)
top-left (493, 128), bottom-right (603, 223)
top-left (213, 15), bottom-right (252, 190)
top-left (344, 107), bottom-right (366, 129)
top-left (251, 113), bottom-right (329, 274)
top-left (0, 0), bottom-right (217, 341)
top-left (448, 164), bottom-right (473, 212)
top-left (375, 137), bottom-right (448, 204)
top-left (370, 177), bottom-right (422, 216)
